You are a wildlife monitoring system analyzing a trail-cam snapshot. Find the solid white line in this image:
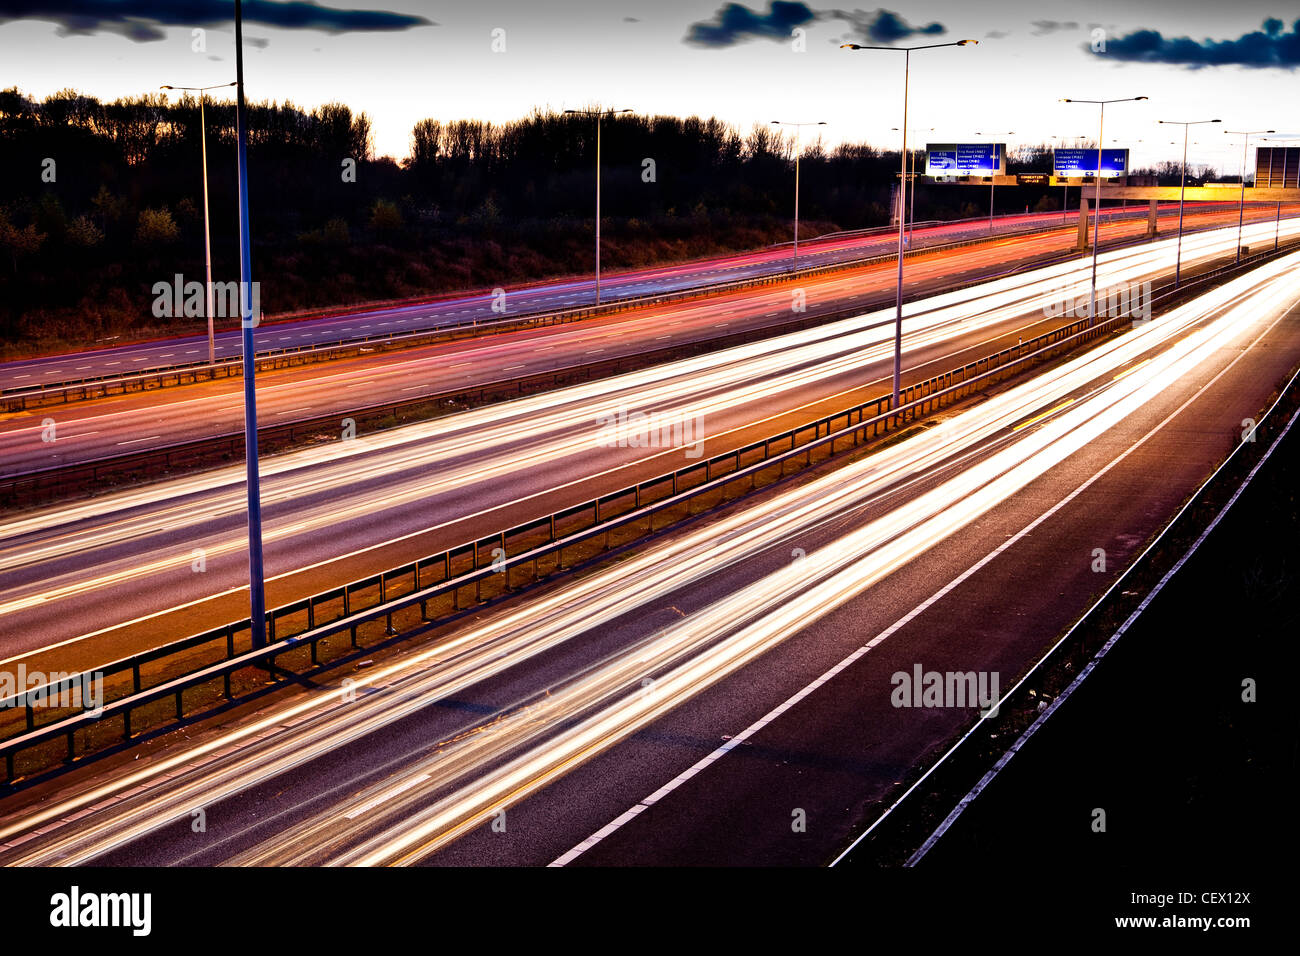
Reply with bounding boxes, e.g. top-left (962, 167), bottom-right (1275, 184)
top-left (831, 298), bottom-right (1298, 867)
top-left (553, 292), bottom-right (1297, 868)
top-left (115, 436), bottom-right (160, 445)
top-left (903, 367), bottom-right (1300, 867)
